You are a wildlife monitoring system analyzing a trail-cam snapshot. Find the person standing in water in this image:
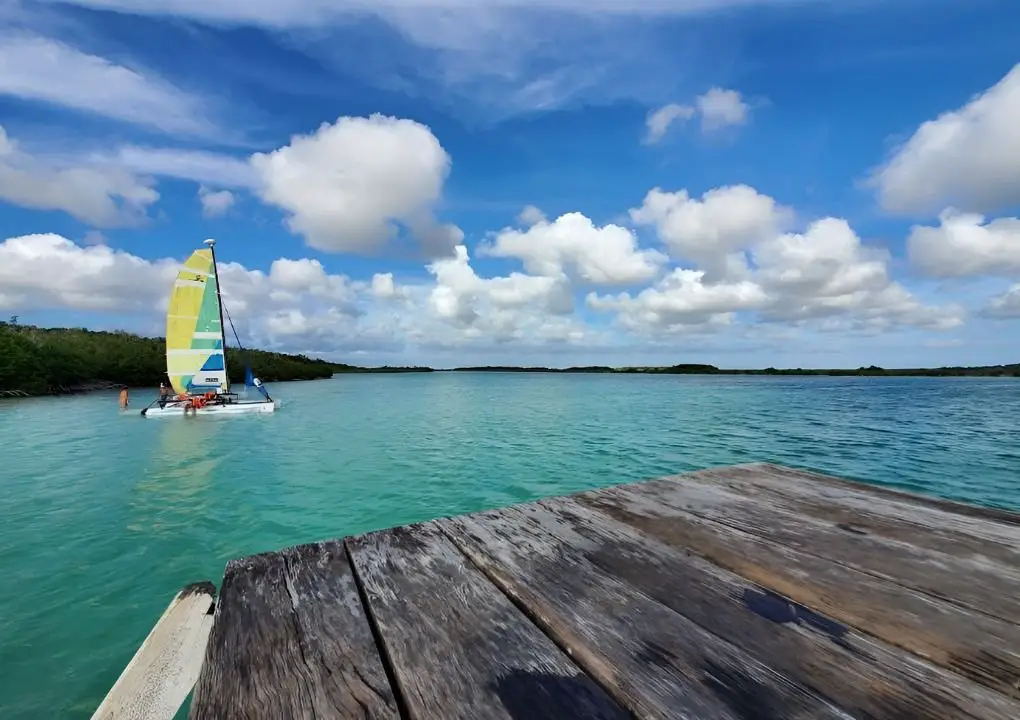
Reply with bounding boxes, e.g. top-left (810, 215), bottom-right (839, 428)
top-left (118, 386), bottom-right (129, 408)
